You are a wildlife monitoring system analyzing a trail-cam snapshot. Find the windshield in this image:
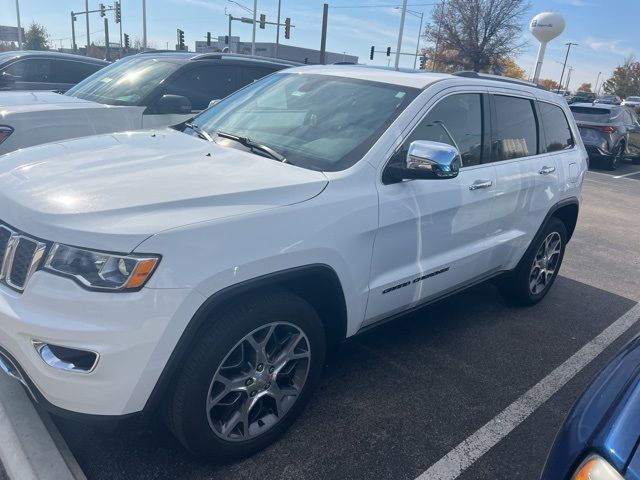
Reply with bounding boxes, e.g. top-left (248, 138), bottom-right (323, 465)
top-left (570, 106), bottom-right (611, 123)
top-left (65, 56), bottom-right (181, 106)
top-left (189, 73), bottom-right (419, 171)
